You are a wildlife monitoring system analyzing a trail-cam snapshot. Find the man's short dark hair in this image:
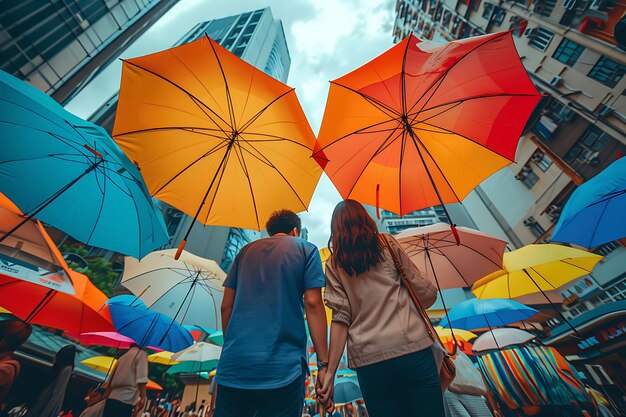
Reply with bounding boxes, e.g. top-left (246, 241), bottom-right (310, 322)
top-left (265, 210), bottom-right (301, 236)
